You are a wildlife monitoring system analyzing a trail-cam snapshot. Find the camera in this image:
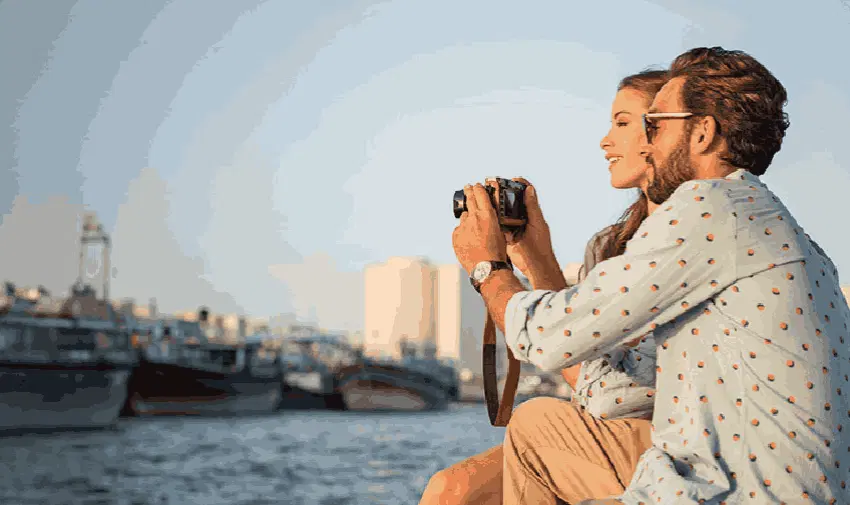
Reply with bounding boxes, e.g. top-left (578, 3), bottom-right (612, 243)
top-left (452, 177), bottom-right (528, 234)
